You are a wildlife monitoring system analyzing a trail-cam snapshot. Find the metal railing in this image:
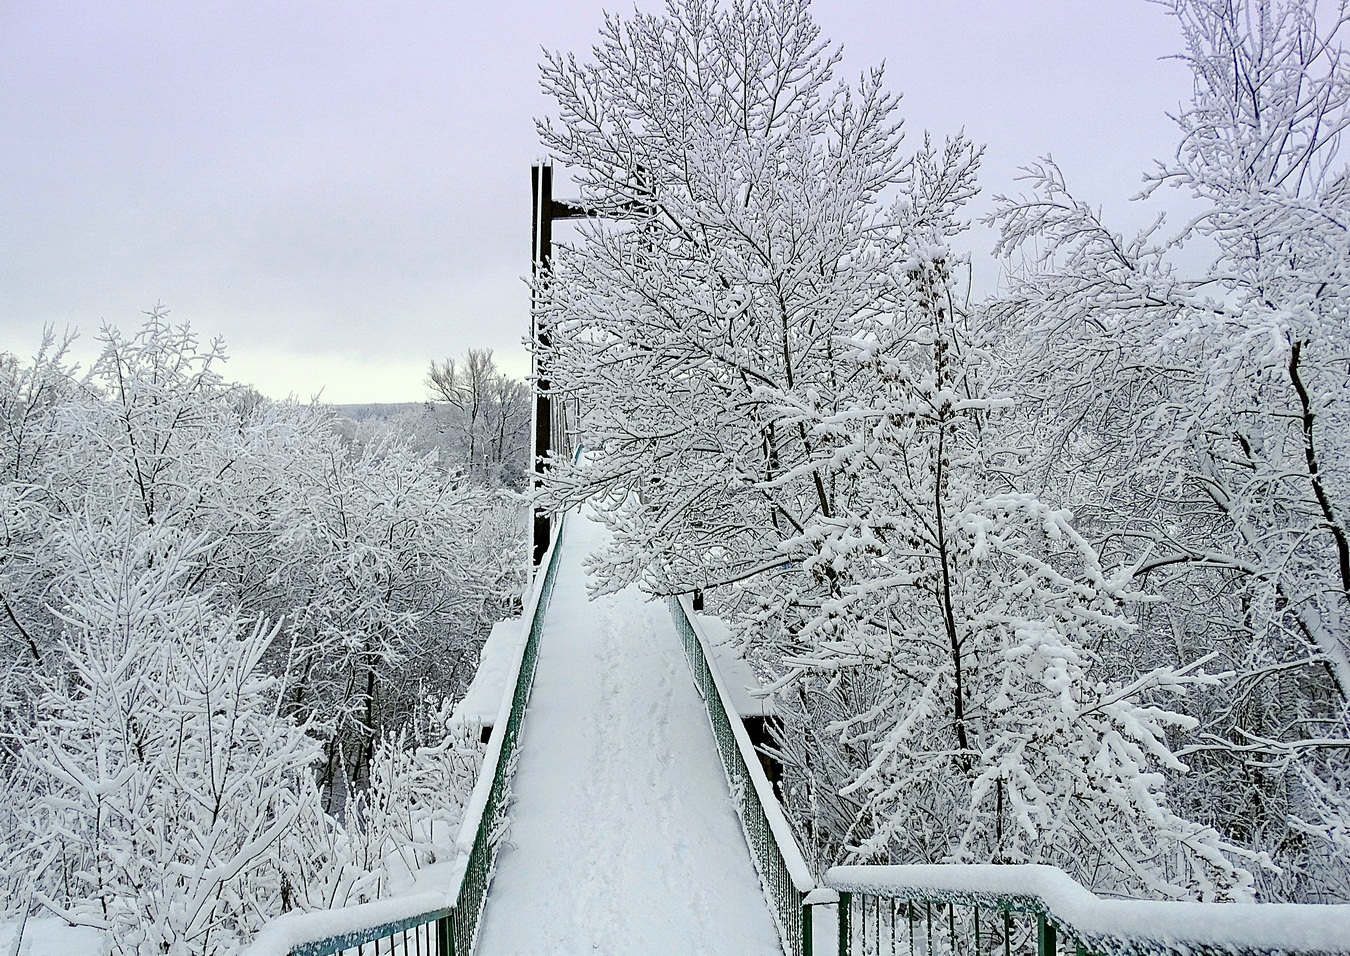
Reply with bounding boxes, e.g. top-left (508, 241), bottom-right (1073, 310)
top-left (827, 865), bottom-right (1350, 956)
top-left (667, 594), bottom-right (828, 956)
top-left (249, 514), bottom-right (567, 956)
top-left (832, 888), bottom-right (1066, 956)
top-left (288, 911), bottom-right (450, 956)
